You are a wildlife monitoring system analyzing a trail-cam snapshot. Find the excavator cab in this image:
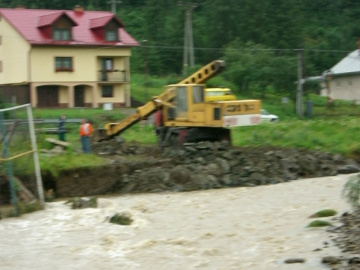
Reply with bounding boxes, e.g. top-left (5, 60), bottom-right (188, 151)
top-left (162, 84), bottom-right (204, 122)
top-left (157, 84), bottom-right (232, 145)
